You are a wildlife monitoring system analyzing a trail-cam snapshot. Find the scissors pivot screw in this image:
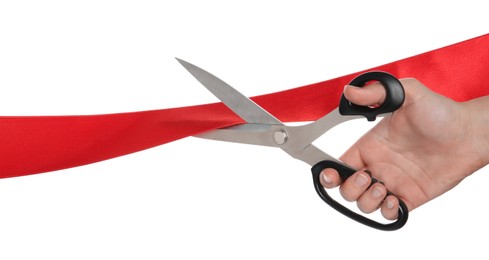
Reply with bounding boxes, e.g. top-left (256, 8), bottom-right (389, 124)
top-left (273, 129), bottom-right (288, 145)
